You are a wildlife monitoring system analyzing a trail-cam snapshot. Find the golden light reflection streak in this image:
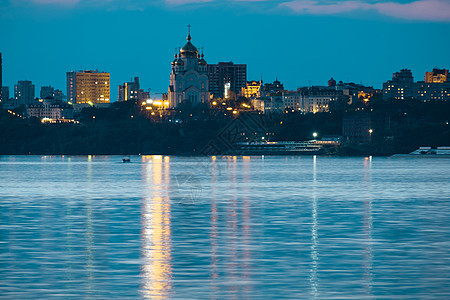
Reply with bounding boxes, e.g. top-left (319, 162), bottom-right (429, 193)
top-left (363, 156), bottom-right (373, 297)
top-left (310, 155), bottom-right (319, 298)
top-left (140, 155), bottom-right (172, 299)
